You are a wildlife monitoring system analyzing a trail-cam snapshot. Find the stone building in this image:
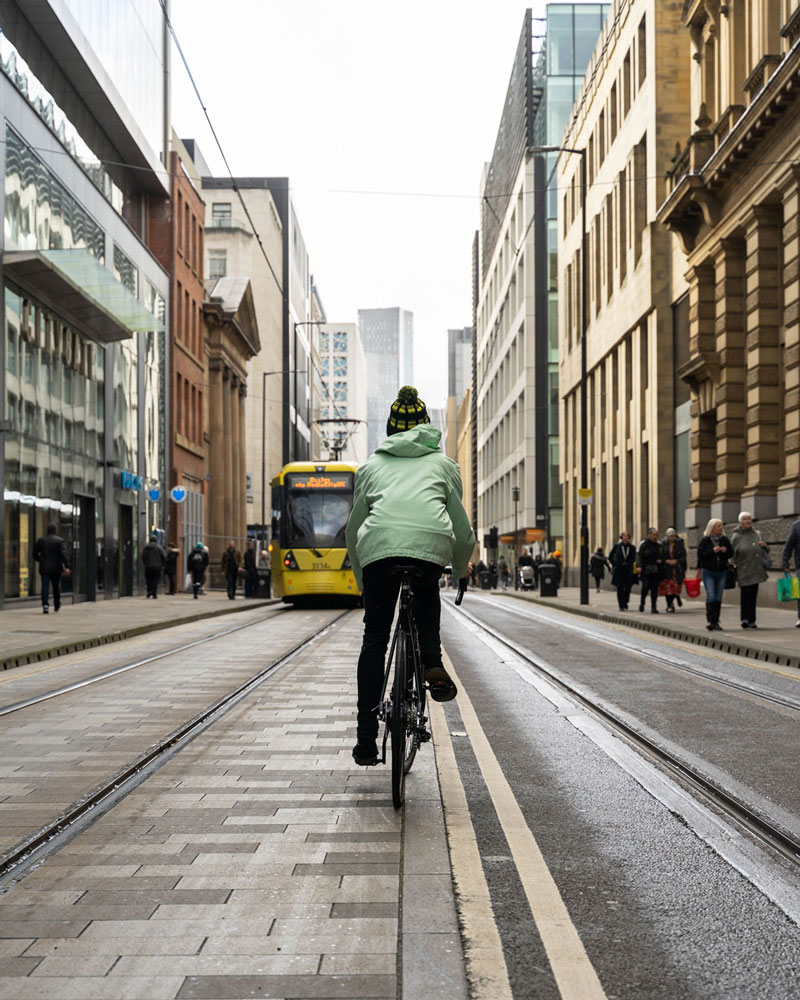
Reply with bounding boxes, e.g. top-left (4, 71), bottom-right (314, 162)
top-left (657, 0), bottom-right (800, 550)
top-left (202, 278), bottom-right (259, 582)
top-left (147, 134), bottom-right (207, 564)
top-left (558, 0), bottom-right (691, 566)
